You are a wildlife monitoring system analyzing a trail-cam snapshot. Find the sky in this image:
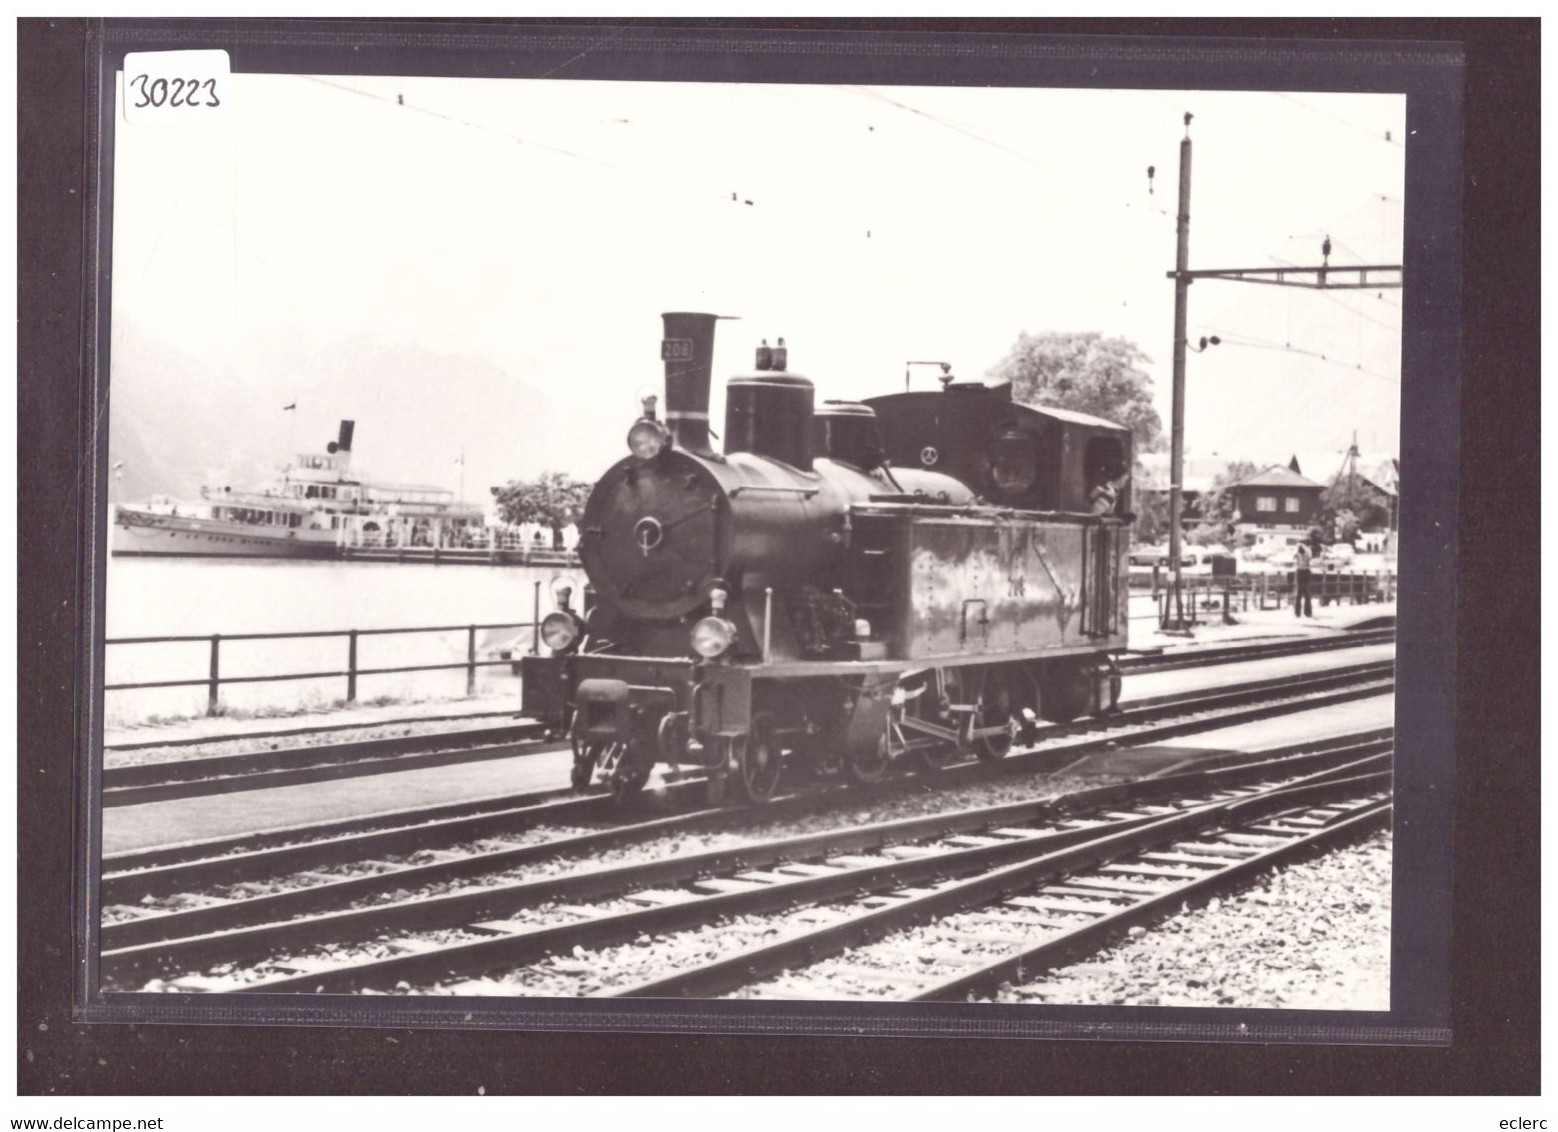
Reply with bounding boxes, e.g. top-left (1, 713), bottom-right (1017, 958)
top-left (110, 73), bottom-right (1407, 503)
